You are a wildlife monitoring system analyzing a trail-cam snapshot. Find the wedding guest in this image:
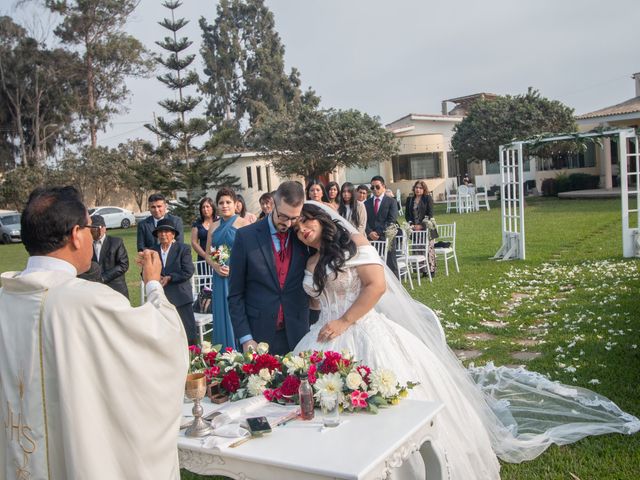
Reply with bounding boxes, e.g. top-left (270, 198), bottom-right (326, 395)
top-left (463, 173), bottom-right (472, 186)
top-left (258, 192), bottom-right (274, 220)
top-left (326, 181), bottom-right (340, 210)
top-left (90, 214), bottom-right (130, 298)
top-left (364, 175), bottom-right (399, 277)
top-left (191, 197), bottom-right (216, 273)
top-left (0, 186), bottom-right (187, 478)
top-left (137, 193), bottom-right (184, 251)
top-left (305, 179), bottom-right (329, 204)
top-left (151, 218), bottom-right (196, 345)
top-left (206, 188), bottom-right (249, 349)
top-left (236, 194), bottom-right (257, 224)
top-left (356, 184), bottom-right (370, 203)
top-left (405, 180), bottom-right (436, 277)
top-left (338, 181), bottom-right (367, 235)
